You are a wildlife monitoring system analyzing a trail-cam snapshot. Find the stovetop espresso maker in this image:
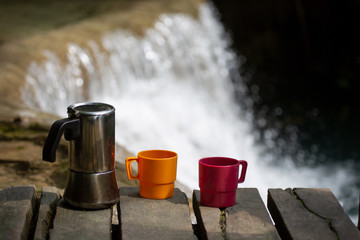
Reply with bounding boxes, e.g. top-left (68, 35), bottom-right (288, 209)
top-left (43, 102), bottom-right (120, 209)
